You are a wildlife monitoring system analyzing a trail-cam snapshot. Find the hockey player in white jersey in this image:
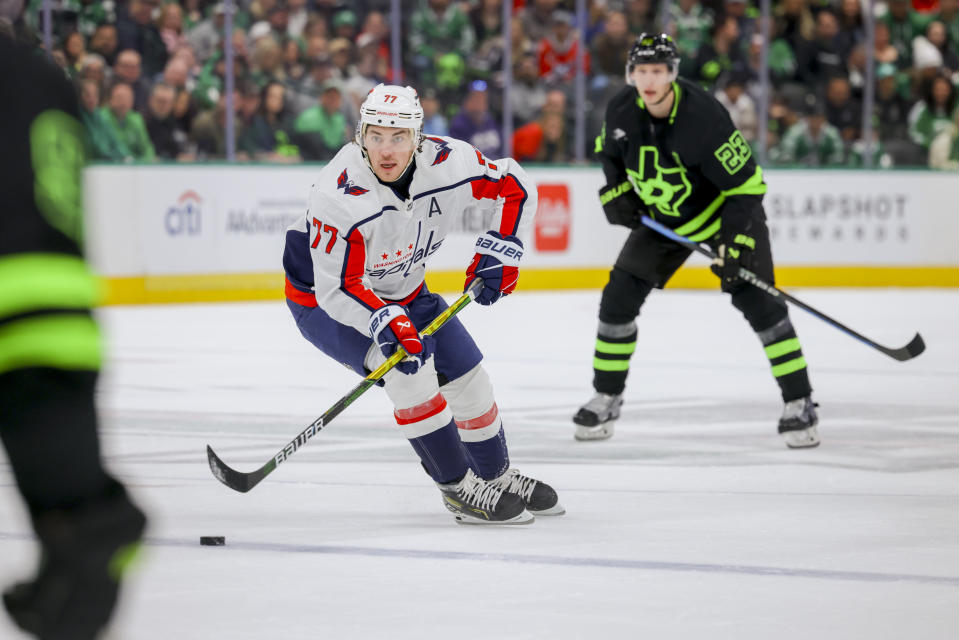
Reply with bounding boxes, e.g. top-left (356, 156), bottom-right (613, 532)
top-left (283, 84), bottom-right (563, 524)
